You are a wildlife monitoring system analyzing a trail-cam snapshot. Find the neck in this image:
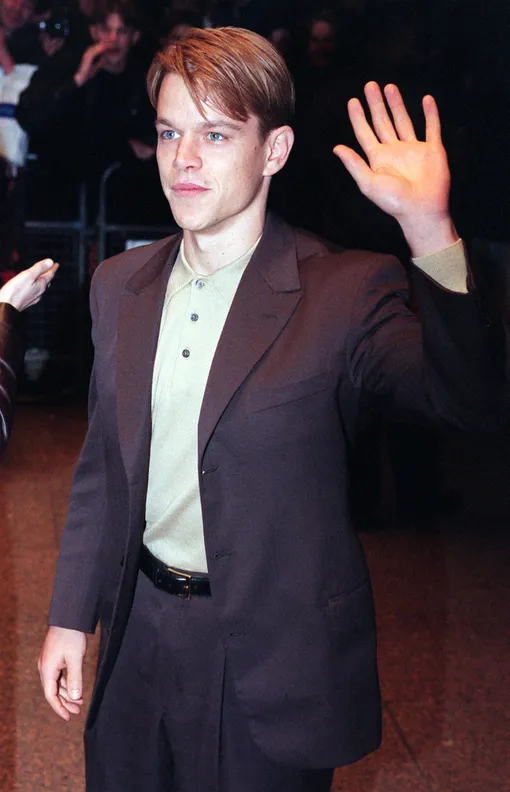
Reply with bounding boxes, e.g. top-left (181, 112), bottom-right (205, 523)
top-left (182, 209), bottom-right (266, 276)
